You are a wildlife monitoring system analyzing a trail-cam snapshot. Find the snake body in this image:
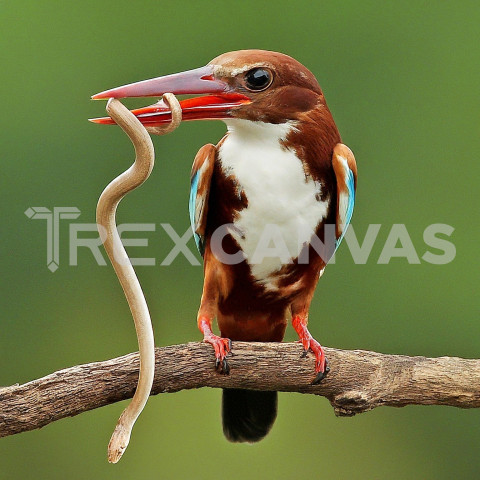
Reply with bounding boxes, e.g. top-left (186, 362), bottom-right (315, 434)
top-left (96, 95), bottom-right (181, 463)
